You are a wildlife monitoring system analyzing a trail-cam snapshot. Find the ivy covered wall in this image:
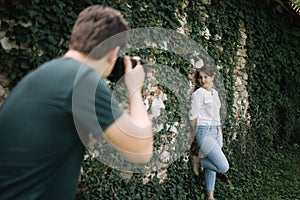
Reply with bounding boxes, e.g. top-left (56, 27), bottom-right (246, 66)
top-left (0, 0), bottom-right (299, 199)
